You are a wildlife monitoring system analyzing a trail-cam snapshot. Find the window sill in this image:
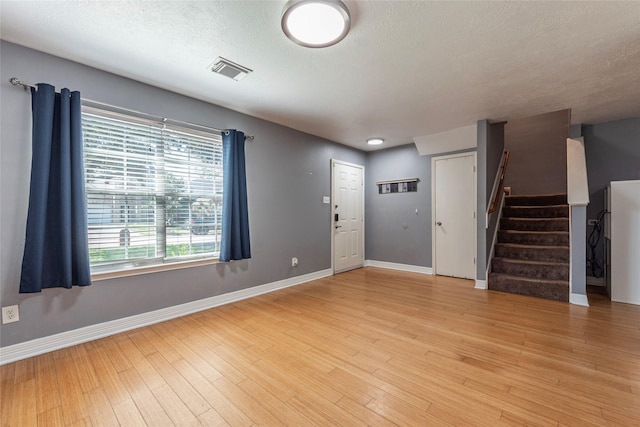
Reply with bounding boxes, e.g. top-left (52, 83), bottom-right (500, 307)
top-left (91, 258), bottom-right (219, 282)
